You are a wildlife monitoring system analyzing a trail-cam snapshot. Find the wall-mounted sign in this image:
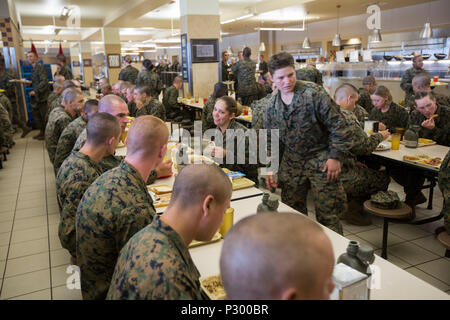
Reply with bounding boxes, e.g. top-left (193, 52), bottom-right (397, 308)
top-left (72, 61), bottom-right (80, 67)
top-left (83, 59), bottom-right (92, 67)
top-left (180, 33), bottom-right (189, 81)
top-left (190, 39), bottom-right (219, 63)
top-left (107, 54), bottom-right (121, 68)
